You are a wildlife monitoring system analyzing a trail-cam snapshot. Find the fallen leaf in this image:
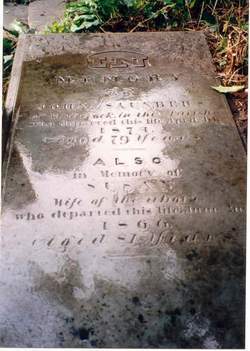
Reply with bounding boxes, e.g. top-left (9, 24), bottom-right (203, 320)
top-left (211, 85), bottom-right (245, 93)
top-left (4, 55), bottom-right (13, 64)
